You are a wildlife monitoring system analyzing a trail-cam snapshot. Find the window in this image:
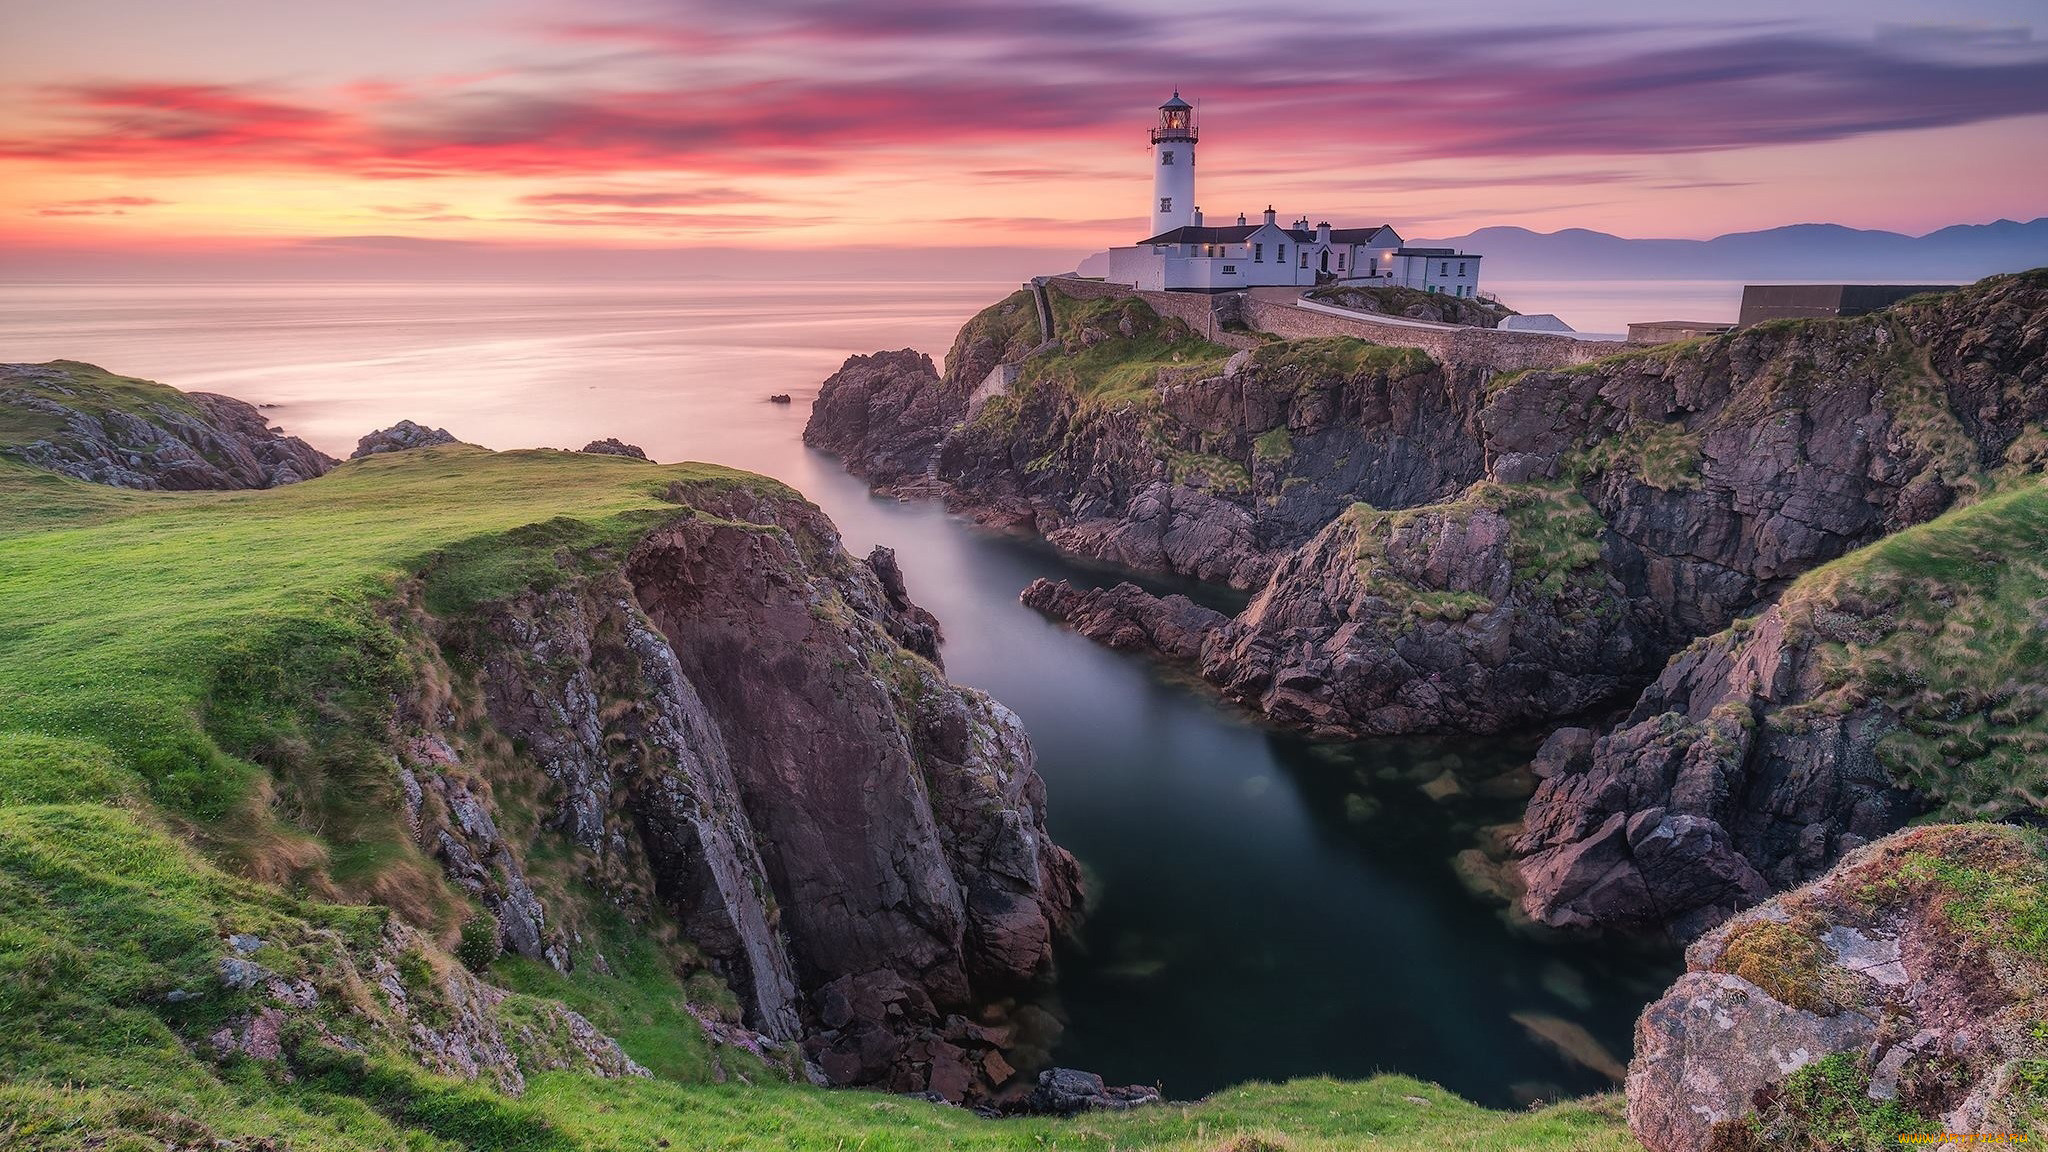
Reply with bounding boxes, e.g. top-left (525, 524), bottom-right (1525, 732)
top-left (1278, 244), bottom-right (1286, 263)
top-left (1440, 262), bottom-right (1450, 275)
top-left (1337, 253), bottom-right (1346, 271)
top-left (1161, 151), bottom-right (1175, 165)
top-left (1367, 258), bottom-right (1376, 275)
top-left (1298, 251), bottom-right (1307, 268)
top-left (1458, 262), bottom-right (1467, 276)
top-left (1254, 243), bottom-right (1263, 262)
top-left (1222, 264), bottom-right (1237, 274)
top-left (1159, 197), bottom-right (1173, 213)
